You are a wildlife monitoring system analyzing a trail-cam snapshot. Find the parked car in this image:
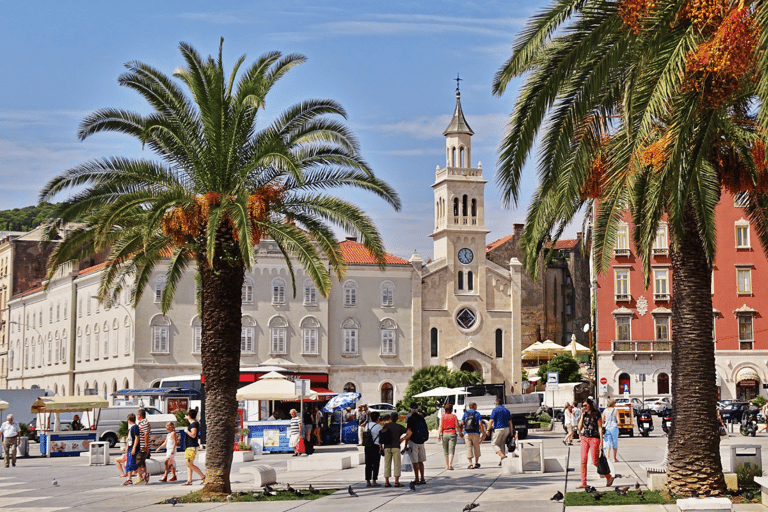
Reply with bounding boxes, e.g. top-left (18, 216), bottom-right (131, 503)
top-left (367, 403), bottom-right (397, 415)
top-left (719, 401), bottom-right (751, 423)
top-left (615, 397), bottom-right (643, 413)
top-left (644, 397), bottom-right (672, 415)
